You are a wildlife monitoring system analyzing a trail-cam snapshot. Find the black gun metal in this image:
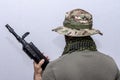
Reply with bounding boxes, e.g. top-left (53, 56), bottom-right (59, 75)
top-left (5, 24), bottom-right (49, 70)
